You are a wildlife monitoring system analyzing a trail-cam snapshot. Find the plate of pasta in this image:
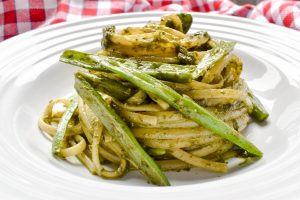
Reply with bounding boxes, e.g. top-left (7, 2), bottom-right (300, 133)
top-left (0, 12), bottom-right (300, 200)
